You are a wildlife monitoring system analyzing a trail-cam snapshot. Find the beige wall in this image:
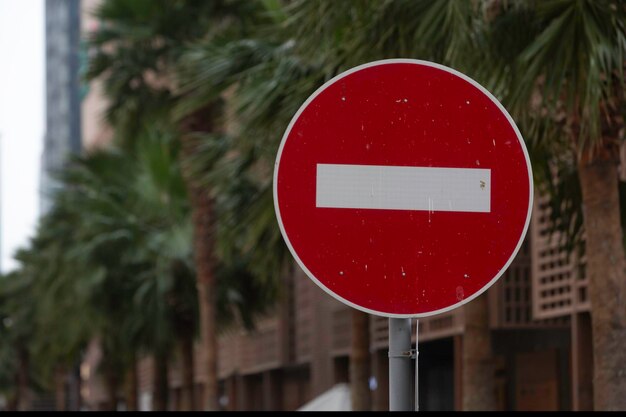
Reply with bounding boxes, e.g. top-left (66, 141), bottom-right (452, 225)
top-left (80, 0), bottom-right (112, 151)
top-left (79, 339), bottom-right (108, 410)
